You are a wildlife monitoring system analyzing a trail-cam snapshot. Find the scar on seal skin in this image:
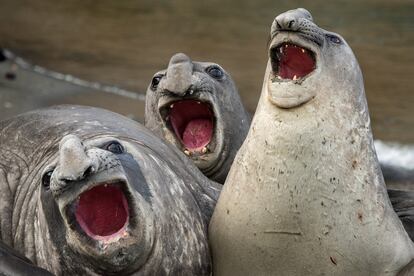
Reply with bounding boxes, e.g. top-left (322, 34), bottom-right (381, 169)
top-left (145, 53), bottom-right (251, 184)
